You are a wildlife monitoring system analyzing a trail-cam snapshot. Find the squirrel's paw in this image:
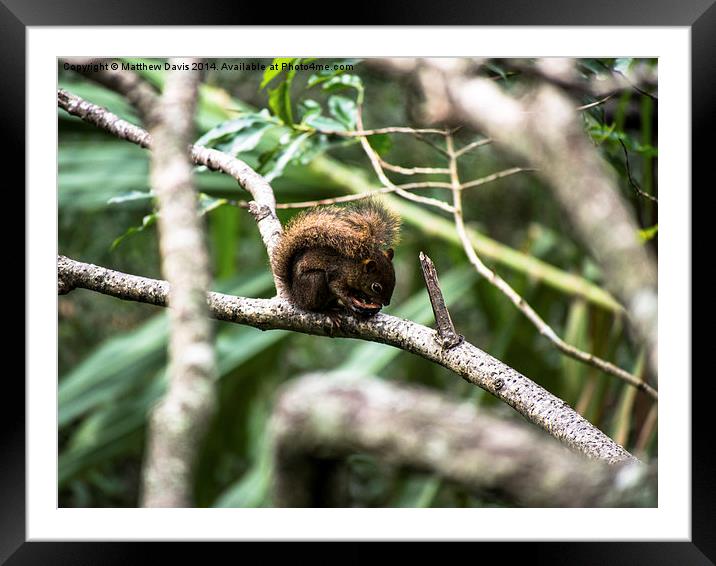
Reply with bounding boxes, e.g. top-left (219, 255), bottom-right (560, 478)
top-left (323, 310), bottom-right (347, 338)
